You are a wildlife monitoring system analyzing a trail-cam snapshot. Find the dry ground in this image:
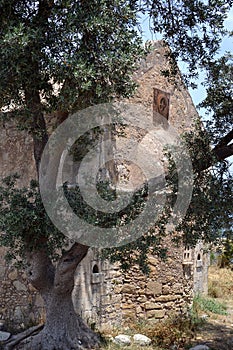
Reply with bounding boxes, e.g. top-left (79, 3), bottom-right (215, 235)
top-left (189, 266), bottom-right (233, 350)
